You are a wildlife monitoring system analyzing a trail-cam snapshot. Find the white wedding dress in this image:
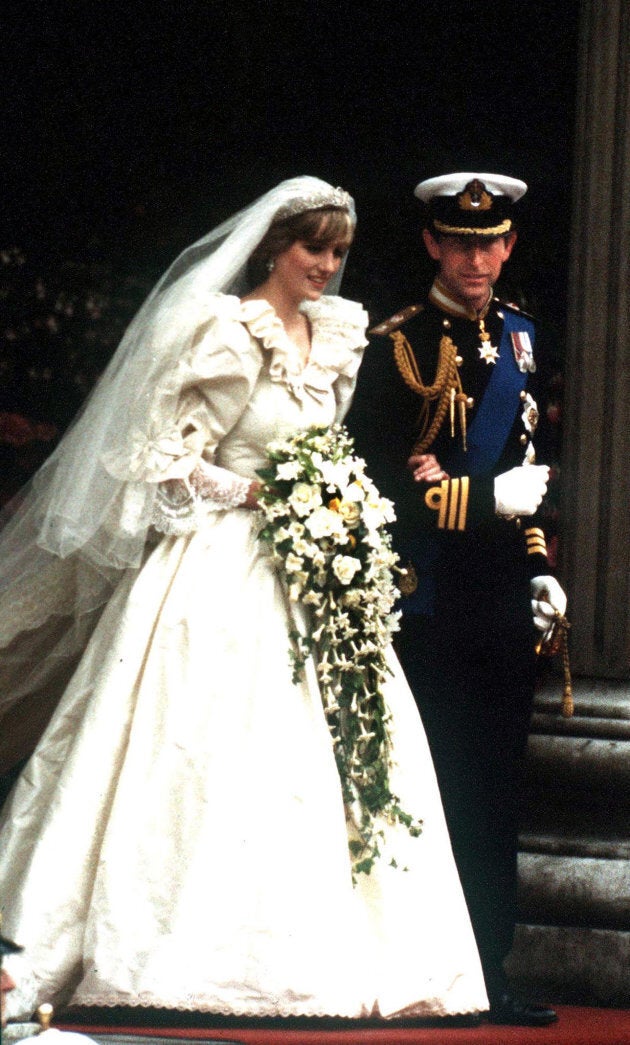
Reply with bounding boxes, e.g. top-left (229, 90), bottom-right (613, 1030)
top-left (0, 294), bottom-right (488, 1021)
